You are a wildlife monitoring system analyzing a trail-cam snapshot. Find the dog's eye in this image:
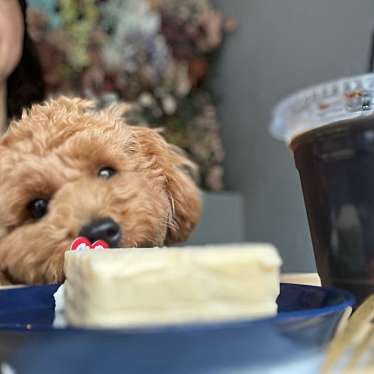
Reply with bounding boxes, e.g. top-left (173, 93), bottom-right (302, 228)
top-left (98, 166), bottom-right (116, 179)
top-left (27, 199), bottom-right (48, 219)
